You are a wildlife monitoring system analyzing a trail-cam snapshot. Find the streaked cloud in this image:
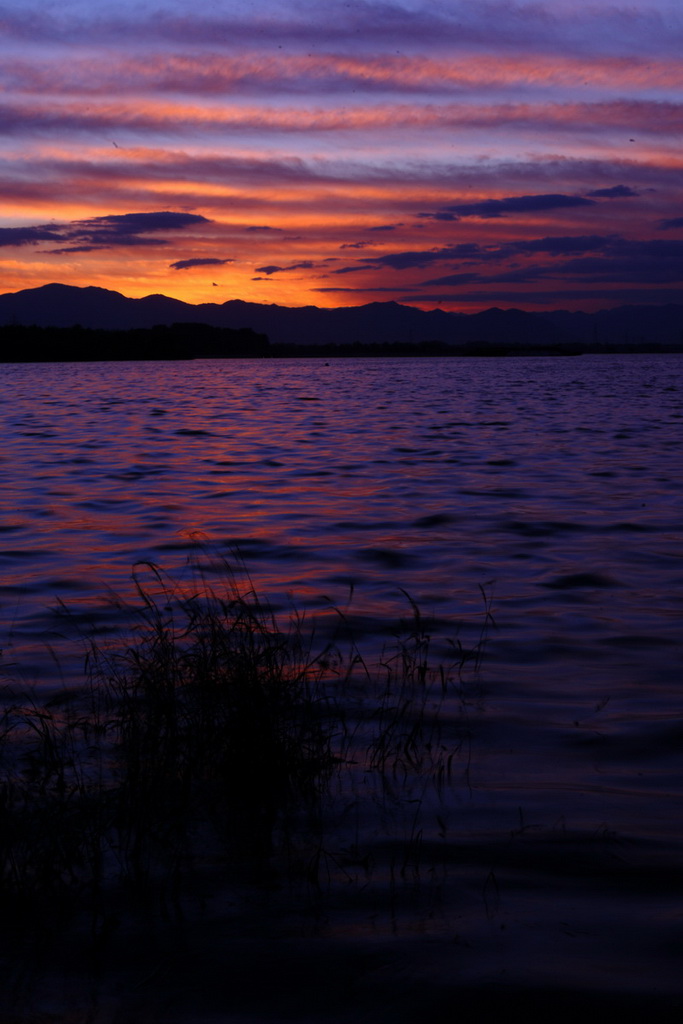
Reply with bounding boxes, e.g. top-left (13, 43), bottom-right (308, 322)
top-left (1, 211), bottom-right (209, 253)
top-left (170, 257), bottom-right (233, 271)
top-left (427, 193), bottom-right (597, 220)
top-left (0, 1), bottom-right (680, 310)
top-left (587, 185), bottom-right (639, 198)
top-left (0, 226), bottom-right (64, 247)
top-left (2, 2), bottom-right (681, 58)
top-left (254, 261), bottom-right (315, 275)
